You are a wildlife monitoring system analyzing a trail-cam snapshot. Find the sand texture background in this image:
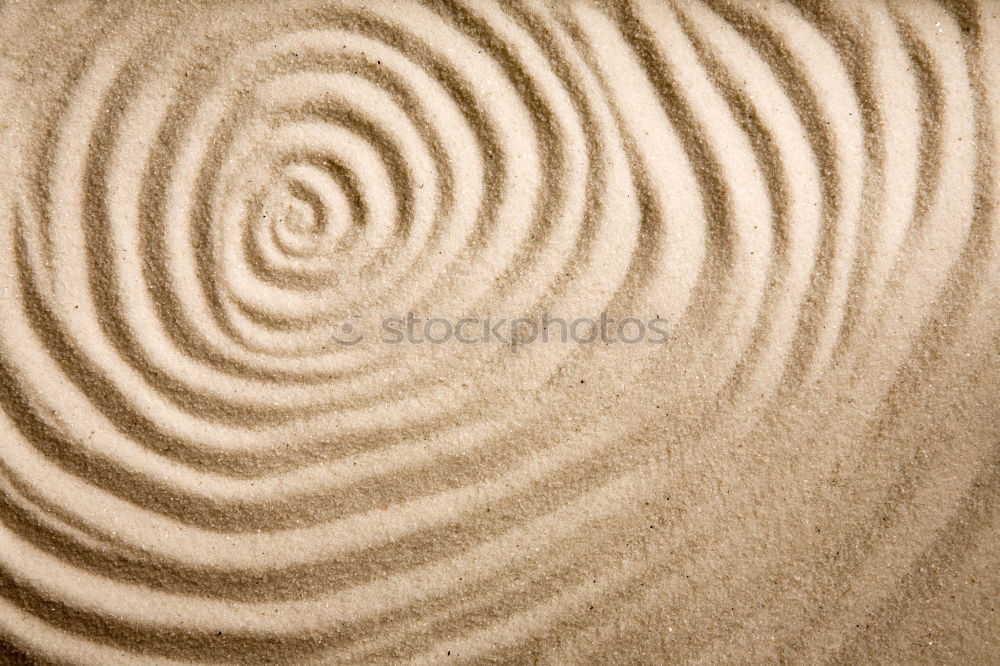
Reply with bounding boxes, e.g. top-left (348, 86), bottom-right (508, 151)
top-left (0, 0), bottom-right (999, 663)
